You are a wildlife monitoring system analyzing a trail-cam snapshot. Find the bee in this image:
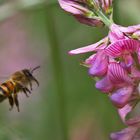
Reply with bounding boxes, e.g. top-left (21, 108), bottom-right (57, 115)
top-left (0, 66), bottom-right (40, 112)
